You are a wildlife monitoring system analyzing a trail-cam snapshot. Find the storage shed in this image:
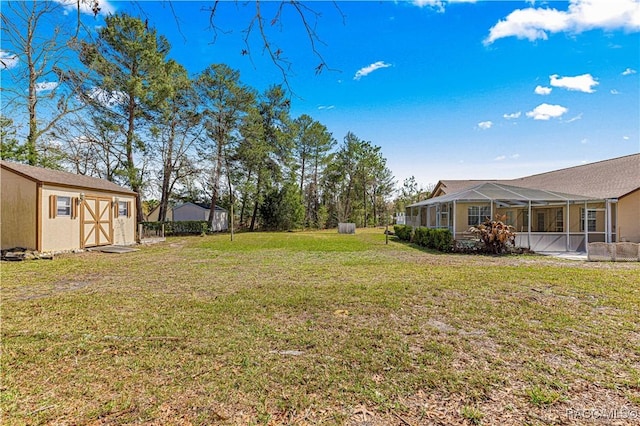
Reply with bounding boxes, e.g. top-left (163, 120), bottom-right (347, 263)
top-left (1, 160), bottom-right (137, 252)
top-left (172, 202), bottom-right (228, 231)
